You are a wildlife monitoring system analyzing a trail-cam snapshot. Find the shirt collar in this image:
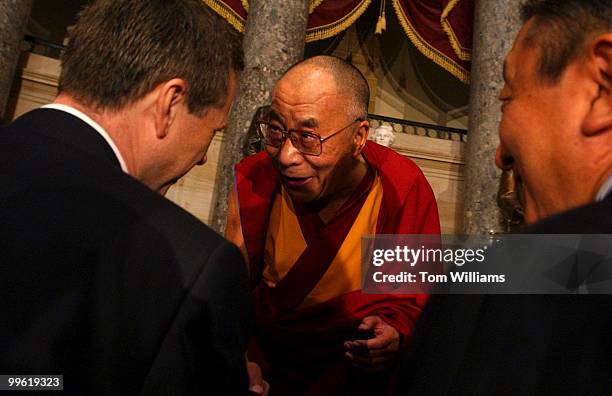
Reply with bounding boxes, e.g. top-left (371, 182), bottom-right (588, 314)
top-left (41, 103), bottom-right (129, 174)
top-left (595, 175), bottom-right (612, 202)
